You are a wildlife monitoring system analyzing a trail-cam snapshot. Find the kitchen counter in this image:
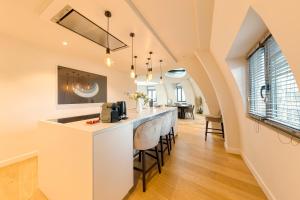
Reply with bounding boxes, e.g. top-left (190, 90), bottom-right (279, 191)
top-left (44, 107), bottom-right (175, 134)
top-left (37, 107), bottom-right (177, 200)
